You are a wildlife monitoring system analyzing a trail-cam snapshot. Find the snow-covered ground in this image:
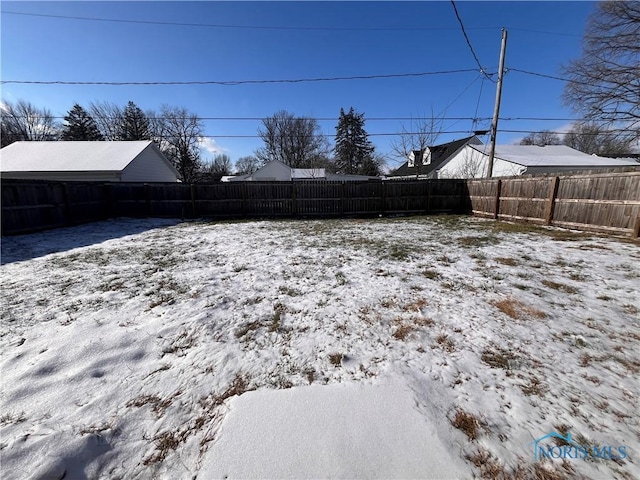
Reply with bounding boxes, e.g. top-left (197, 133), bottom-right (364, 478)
top-left (1, 216), bottom-right (638, 480)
